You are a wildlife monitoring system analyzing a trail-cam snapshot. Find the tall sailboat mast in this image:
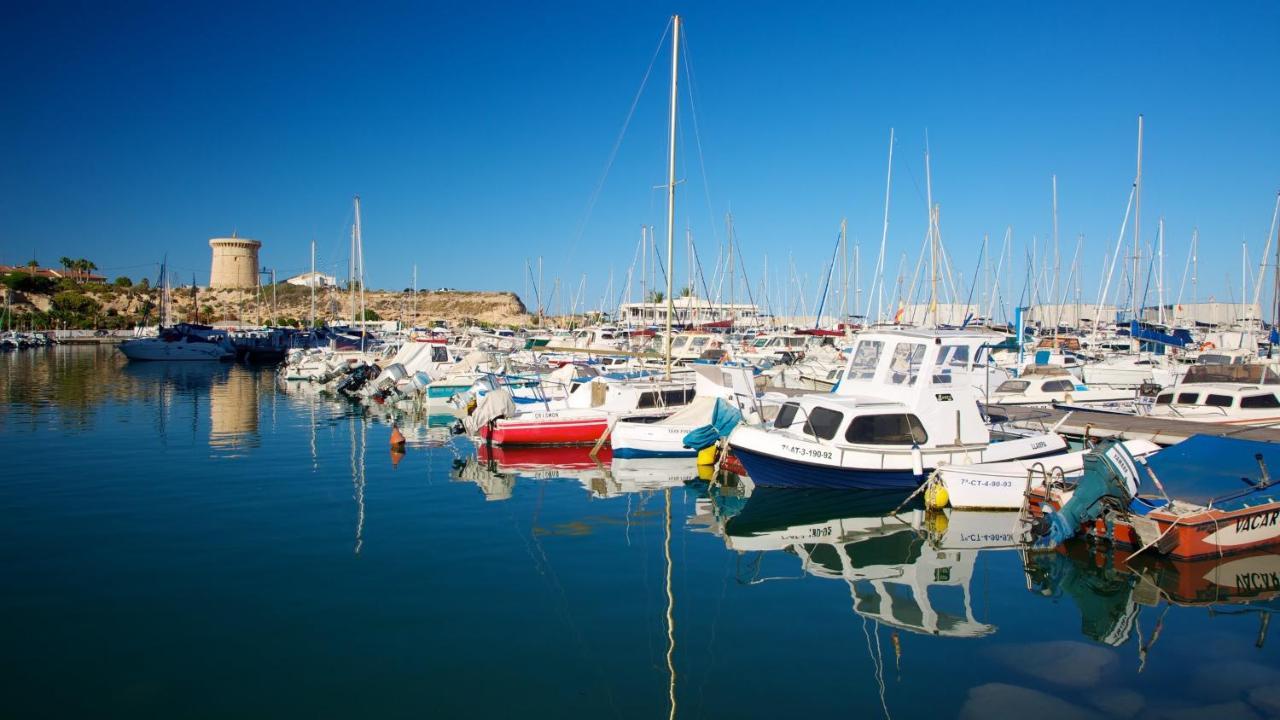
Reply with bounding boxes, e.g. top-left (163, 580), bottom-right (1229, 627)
top-left (663, 15), bottom-right (680, 380)
top-left (309, 239), bottom-right (316, 328)
top-left (1132, 114), bottom-right (1144, 339)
